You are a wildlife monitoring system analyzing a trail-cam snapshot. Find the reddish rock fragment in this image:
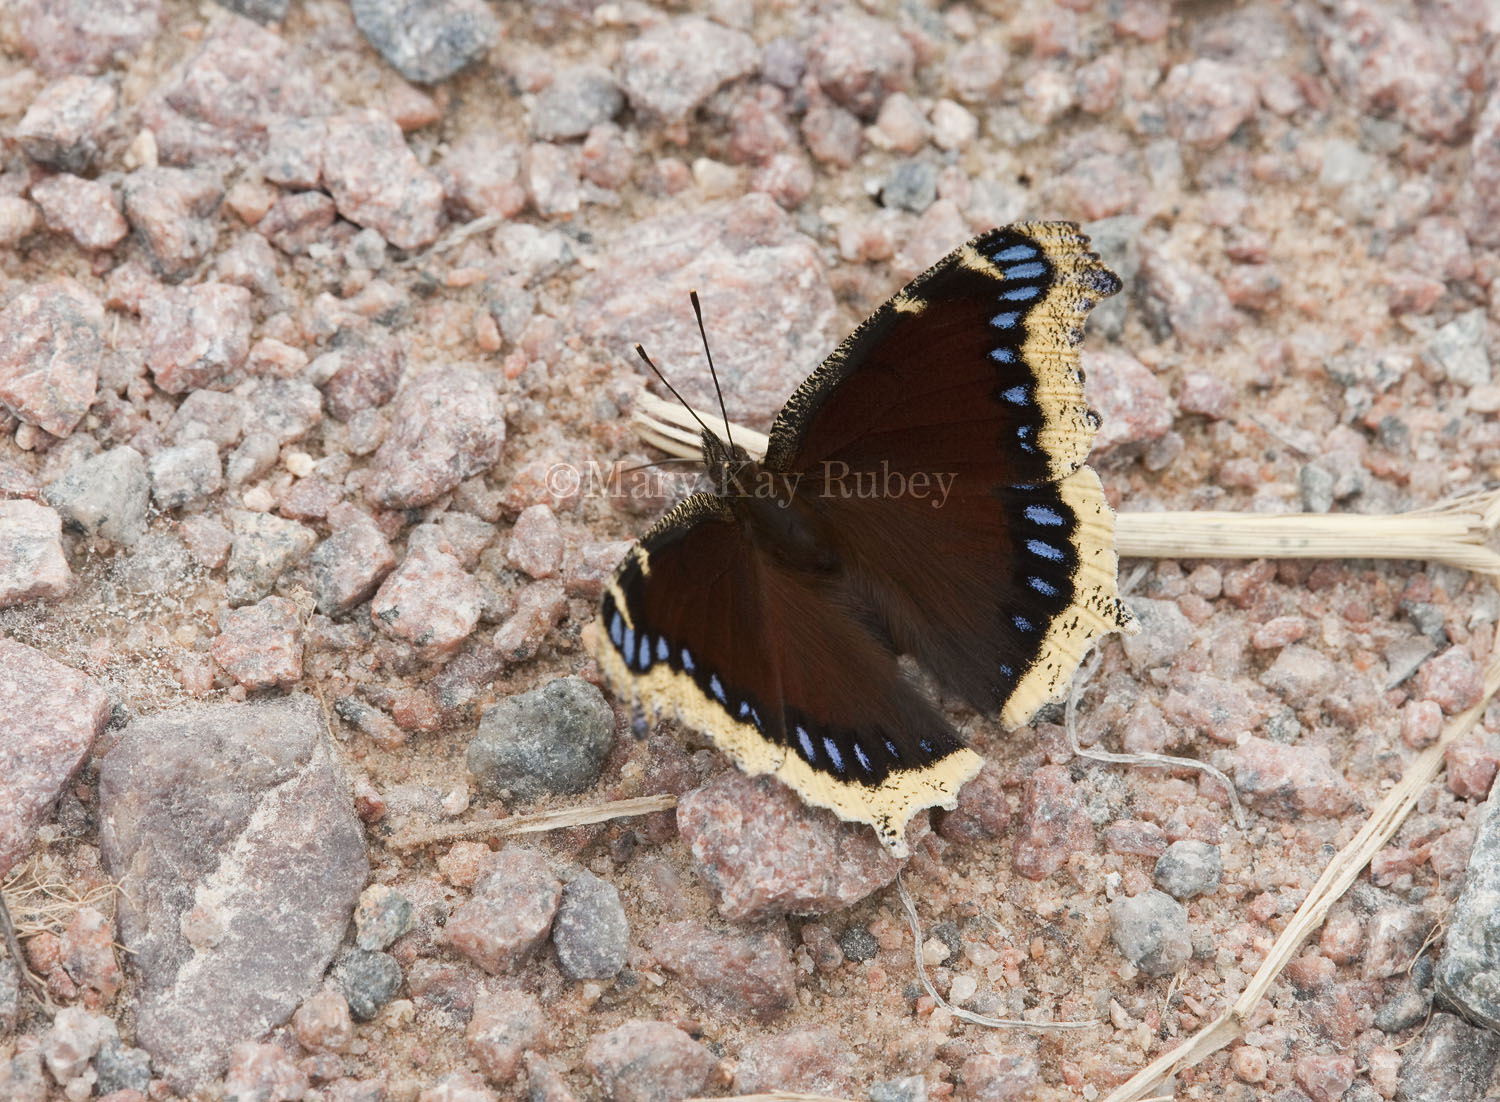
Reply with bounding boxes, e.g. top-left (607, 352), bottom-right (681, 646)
top-left (438, 135), bottom-right (526, 219)
top-left (957, 1049), bottom-right (1043, 1102)
top-left (1415, 646), bottom-right (1484, 715)
top-left (937, 762), bottom-right (1010, 844)
top-left (318, 333), bottom-right (405, 422)
top-left (1445, 735), bottom-right (1500, 799)
top-left (147, 440), bottom-right (223, 510)
top-left (142, 283), bottom-right (252, 394)
top-left (0, 280), bottom-right (103, 438)
top-left (1230, 738), bottom-right (1357, 818)
top-left (466, 983), bottom-right (545, 1084)
top-left (677, 772), bottom-right (900, 920)
top-left (371, 544), bottom-right (485, 656)
top-left (0, 638), bottom-right (111, 878)
top-left (212, 596), bottom-right (305, 690)
top-left (259, 190), bottom-right (338, 255)
top-left (322, 109), bottom-right (445, 250)
top-left (1084, 350), bottom-right (1173, 454)
top-left (733, 1027), bottom-right (855, 1095)
top-left (29, 173), bottom-right (129, 250)
top-left (1159, 59), bottom-right (1258, 149)
top-left (0, 196), bottom-right (39, 246)
top-left (507, 504), bottom-right (563, 579)
top-left (806, 12), bottom-right (914, 118)
top-left (60, 907), bottom-right (122, 1002)
top-left (366, 367), bottom-right (504, 508)
top-left (619, 17), bottom-right (758, 124)
top-left (444, 846), bottom-right (561, 975)
top-left (1177, 370), bottom-right (1234, 418)
top-left (121, 167), bottom-right (222, 281)
top-left (1013, 764), bottom-right (1095, 880)
top-left (647, 920), bottom-right (796, 1022)
top-left (1138, 243), bottom-right (1240, 352)
top-left (15, 75), bottom-right (116, 172)
top-left (0, 500), bottom-right (72, 607)
top-left (293, 989), bottom-right (354, 1054)
top-left (223, 1042), bottom-right (308, 1102)
top-left (11, 0), bottom-right (163, 77)
top-left (585, 1021), bottom-right (717, 1102)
